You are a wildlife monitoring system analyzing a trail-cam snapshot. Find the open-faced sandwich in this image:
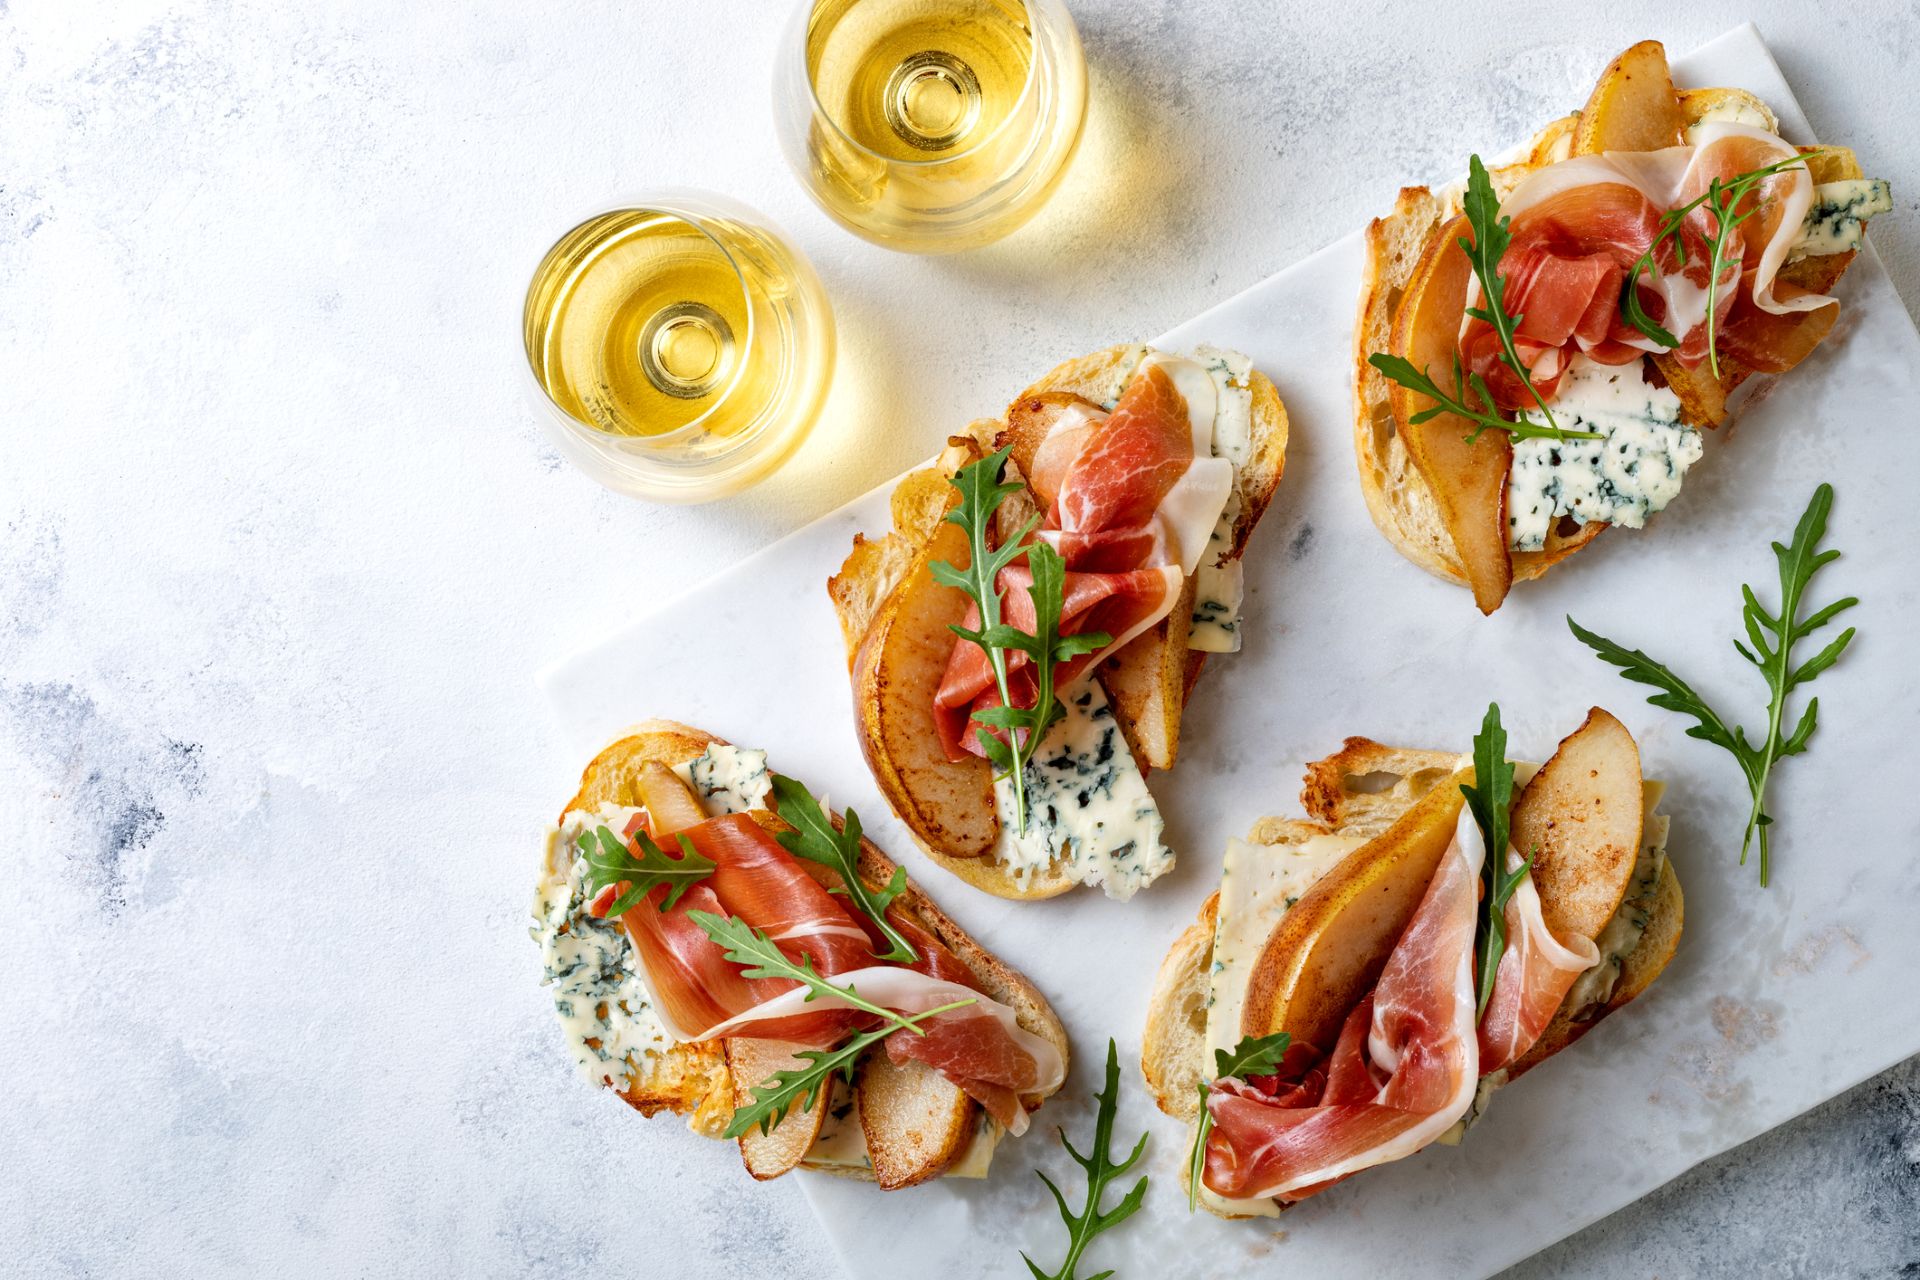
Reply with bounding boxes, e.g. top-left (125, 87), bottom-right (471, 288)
top-left (1142, 706), bottom-right (1680, 1215)
top-left (1355, 39), bottom-right (1892, 612)
top-left (830, 344), bottom-right (1288, 900)
top-left (531, 721), bottom-right (1068, 1187)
